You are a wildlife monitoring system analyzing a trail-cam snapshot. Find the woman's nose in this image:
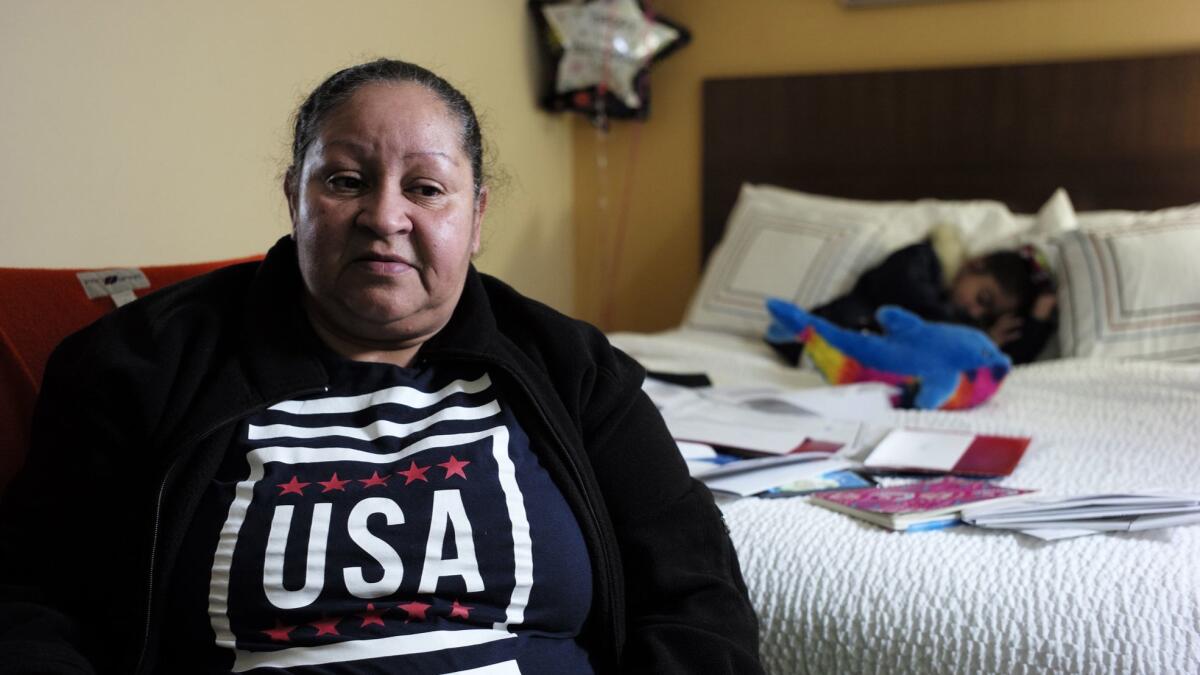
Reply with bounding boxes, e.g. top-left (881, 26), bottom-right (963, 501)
top-left (357, 184), bottom-right (412, 237)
